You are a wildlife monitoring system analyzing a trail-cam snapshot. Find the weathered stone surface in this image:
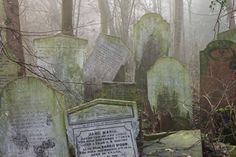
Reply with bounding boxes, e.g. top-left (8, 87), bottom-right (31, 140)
top-left (0, 77), bottom-right (69, 157)
top-left (143, 130), bottom-right (202, 157)
top-left (200, 40), bottom-right (236, 123)
top-left (134, 13), bottom-right (170, 111)
top-left (134, 13), bottom-right (170, 69)
top-left (67, 98), bottom-right (139, 157)
top-left (84, 34), bottom-right (131, 85)
top-left (147, 57), bottom-right (192, 128)
top-left (84, 34), bottom-right (133, 100)
top-left (0, 53), bottom-right (18, 90)
top-left (218, 29), bottom-right (236, 43)
top-left (34, 34), bottom-right (88, 108)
